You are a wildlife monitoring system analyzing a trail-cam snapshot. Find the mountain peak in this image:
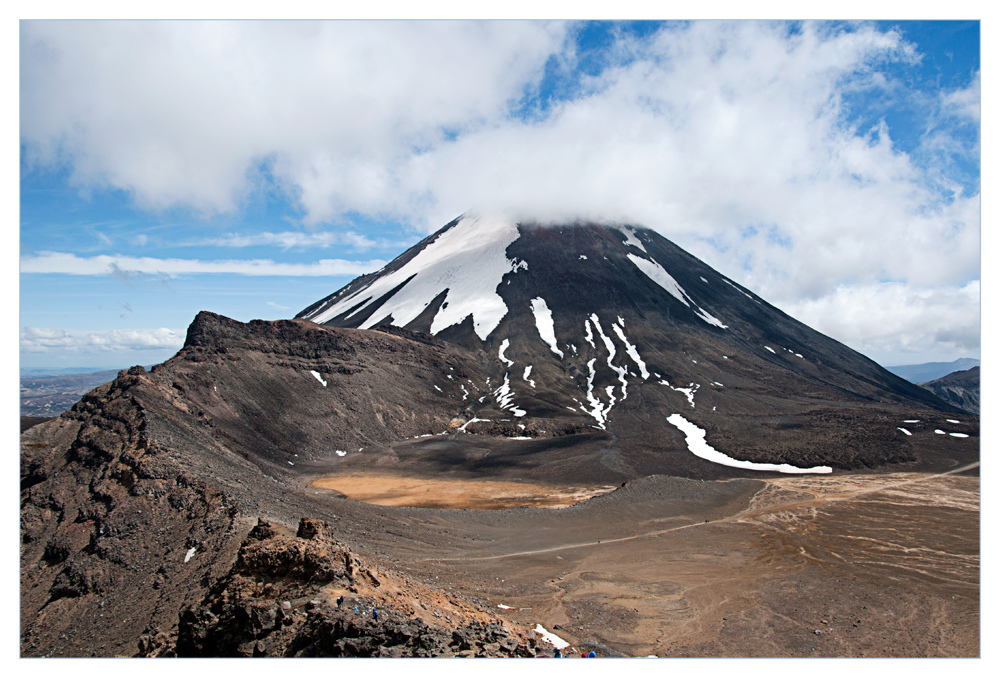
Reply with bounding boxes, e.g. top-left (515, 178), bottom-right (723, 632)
top-left (296, 215), bottom-right (960, 468)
